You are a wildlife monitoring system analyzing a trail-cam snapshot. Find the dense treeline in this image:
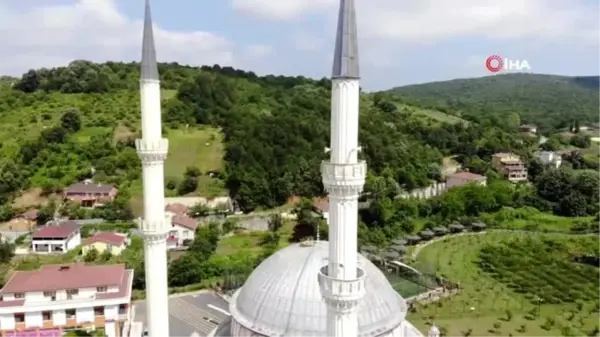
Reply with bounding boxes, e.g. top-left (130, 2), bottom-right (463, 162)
top-left (2, 61), bottom-right (597, 220)
top-left (10, 61), bottom-right (501, 211)
top-left (389, 74), bottom-right (600, 133)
